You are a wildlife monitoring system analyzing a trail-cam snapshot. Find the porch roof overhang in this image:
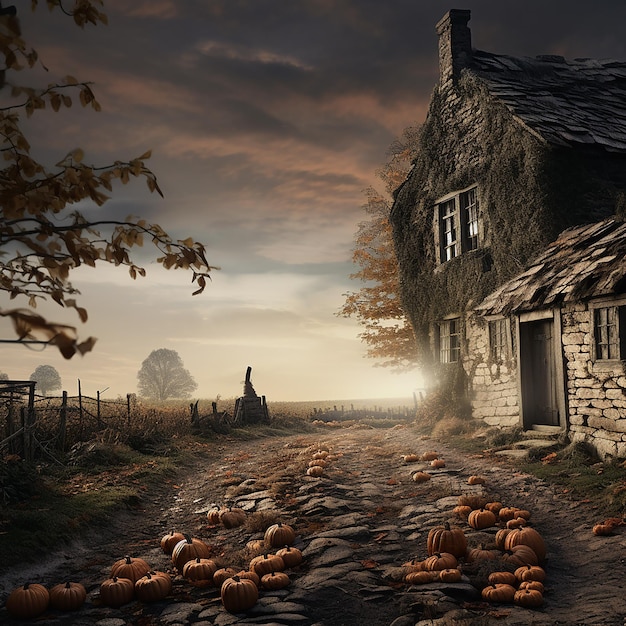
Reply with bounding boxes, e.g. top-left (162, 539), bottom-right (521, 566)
top-left (475, 218), bottom-right (626, 317)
